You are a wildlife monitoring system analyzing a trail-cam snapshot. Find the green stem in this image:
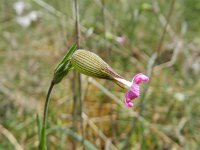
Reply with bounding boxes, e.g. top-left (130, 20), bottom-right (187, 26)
top-left (39, 81), bottom-right (55, 150)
